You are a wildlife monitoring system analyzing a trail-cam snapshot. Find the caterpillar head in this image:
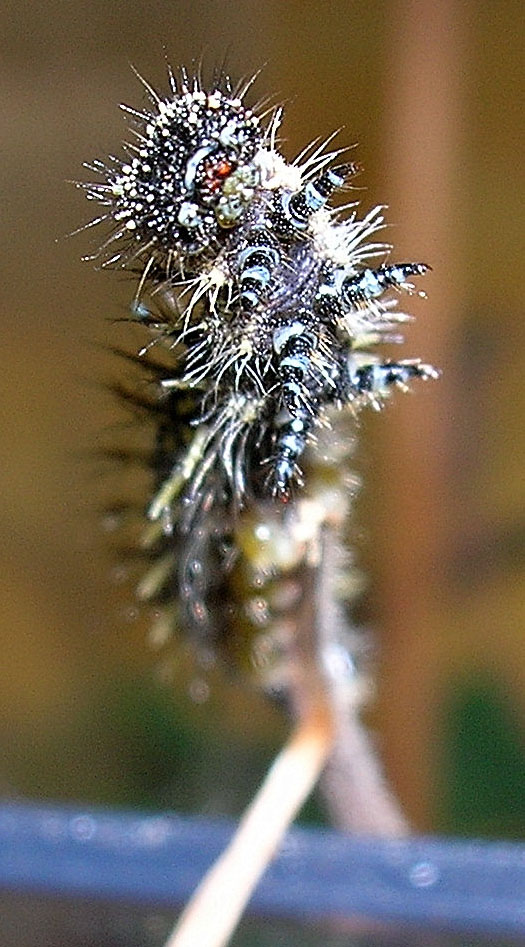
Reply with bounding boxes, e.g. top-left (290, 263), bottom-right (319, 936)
top-left (87, 81), bottom-right (264, 268)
